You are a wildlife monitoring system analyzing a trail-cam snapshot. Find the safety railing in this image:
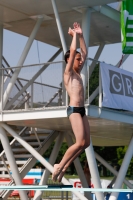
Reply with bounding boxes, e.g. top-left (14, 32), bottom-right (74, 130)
top-left (0, 57), bottom-right (102, 112)
top-left (0, 185), bottom-right (133, 200)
